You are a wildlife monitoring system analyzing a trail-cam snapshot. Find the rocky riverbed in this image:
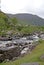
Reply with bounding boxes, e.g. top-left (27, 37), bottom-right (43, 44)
top-left (0, 32), bottom-right (44, 63)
